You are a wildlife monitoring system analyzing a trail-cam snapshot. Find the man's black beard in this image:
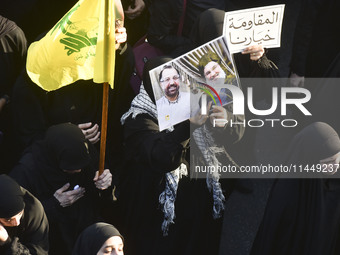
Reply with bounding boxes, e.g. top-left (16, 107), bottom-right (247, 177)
top-left (165, 84), bottom-right (179, 99)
